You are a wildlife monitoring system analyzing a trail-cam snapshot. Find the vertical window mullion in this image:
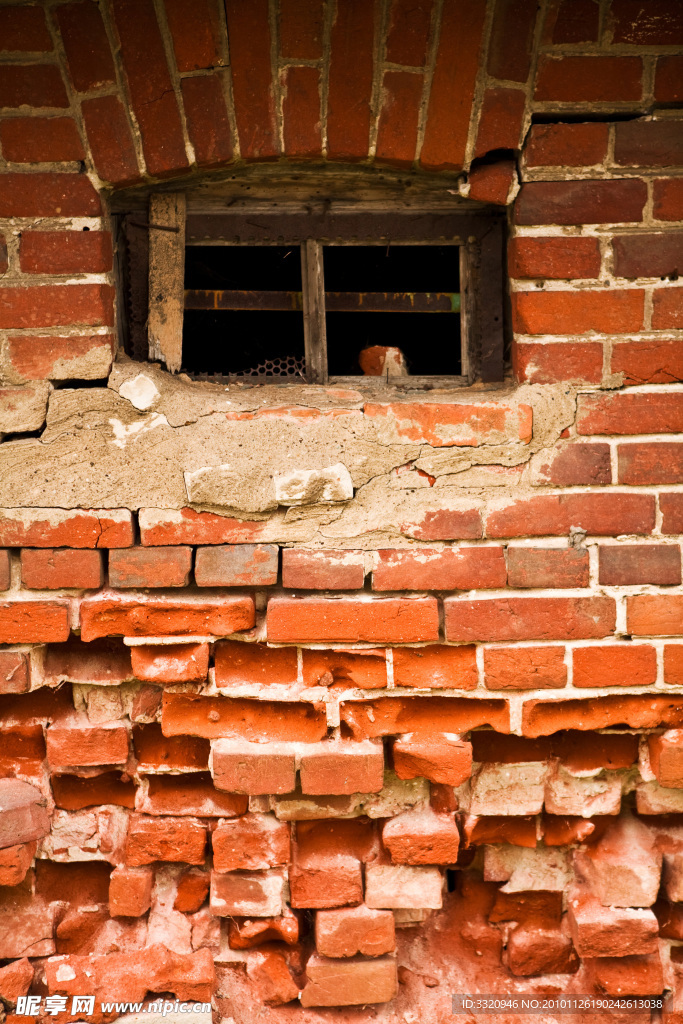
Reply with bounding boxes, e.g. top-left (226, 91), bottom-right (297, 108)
top-left (300, 238), bottom-right (328, 384)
